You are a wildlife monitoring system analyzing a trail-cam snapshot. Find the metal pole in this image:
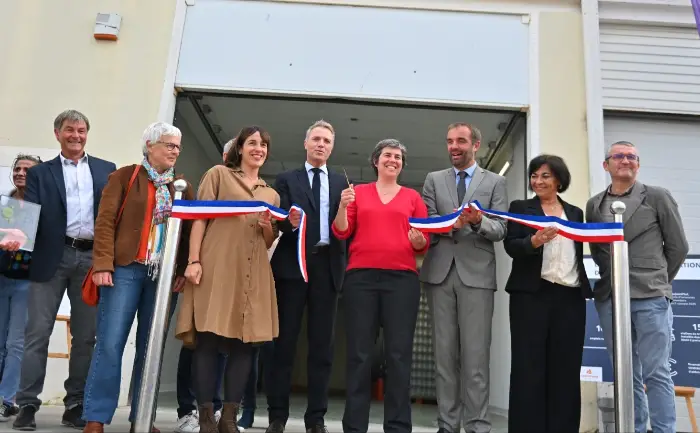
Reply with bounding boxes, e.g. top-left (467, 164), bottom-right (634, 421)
top-left (133, 179), bottom-right (188, 432)
top-left (610, 200), bottom-right (635, 433)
